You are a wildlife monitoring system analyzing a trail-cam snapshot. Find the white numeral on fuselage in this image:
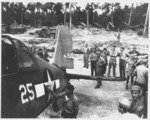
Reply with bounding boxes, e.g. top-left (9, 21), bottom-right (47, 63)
top-left (19, 83), bottom-right (35, 104)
